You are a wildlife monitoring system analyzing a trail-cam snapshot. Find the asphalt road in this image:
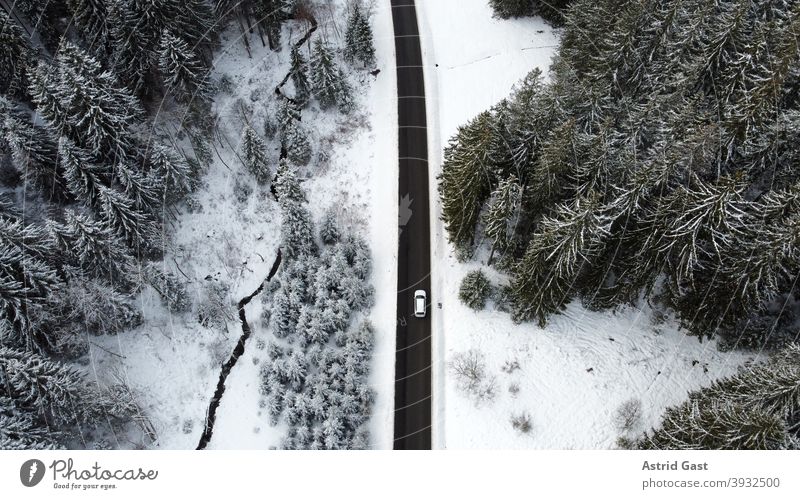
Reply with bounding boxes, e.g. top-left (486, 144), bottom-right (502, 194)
top-left (391, 0), bottom-right (432, 450)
